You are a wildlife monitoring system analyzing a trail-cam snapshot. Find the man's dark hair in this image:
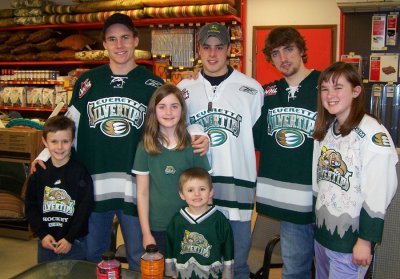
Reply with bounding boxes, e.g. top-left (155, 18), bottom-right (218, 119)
top-left (263, 27), bottom-right (308, 63)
